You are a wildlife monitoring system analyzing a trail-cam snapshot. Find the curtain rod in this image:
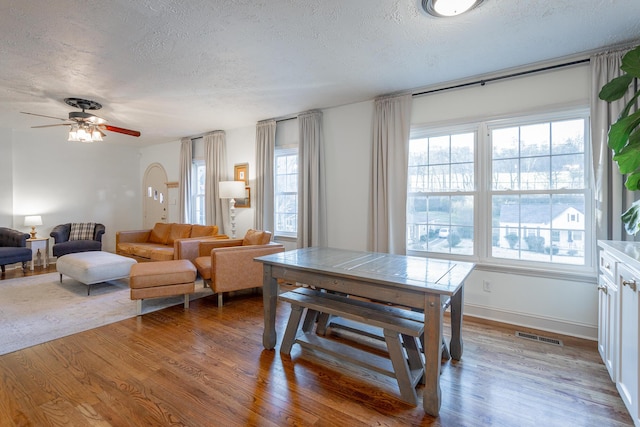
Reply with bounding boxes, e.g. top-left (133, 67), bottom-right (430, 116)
top-left (412, 58), bottom-right (590, 97)
top-left (275, 116), bottom-right (297, 123)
